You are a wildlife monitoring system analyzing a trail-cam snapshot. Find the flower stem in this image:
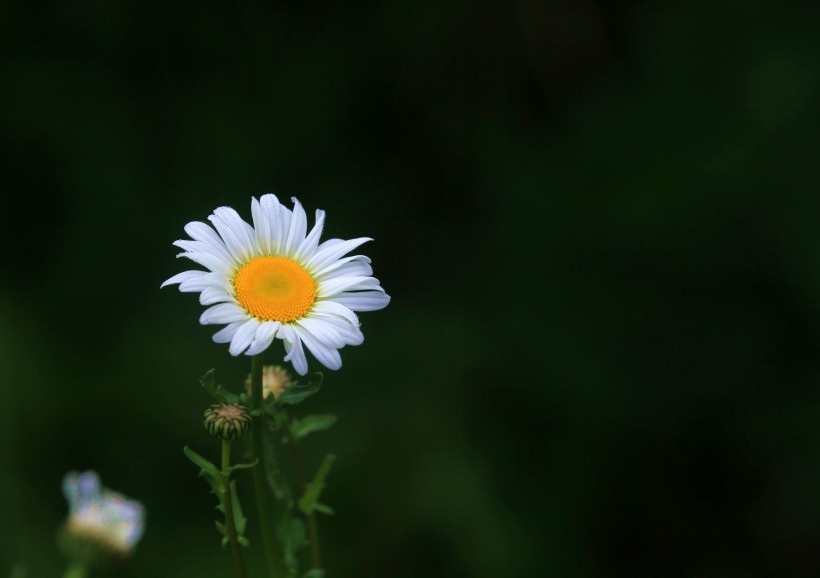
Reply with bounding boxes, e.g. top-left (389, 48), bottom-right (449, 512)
top-left (250, 354), bottom-right (285, 578)
top-left (281, 411), bottom-right (322, 570)
top-left (222, 439), bottom-right (248, 578)
top-left (62, 562), bottom-right (87, 578)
